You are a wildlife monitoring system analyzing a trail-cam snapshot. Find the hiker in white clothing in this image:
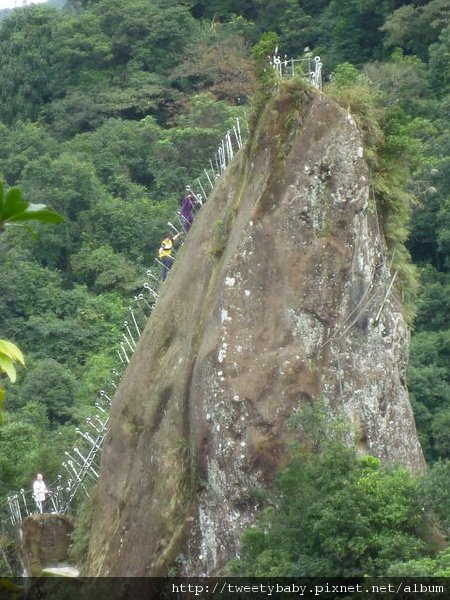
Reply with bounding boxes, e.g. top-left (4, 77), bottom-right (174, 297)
top-left (32, 473), bottom-right (49, 513)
